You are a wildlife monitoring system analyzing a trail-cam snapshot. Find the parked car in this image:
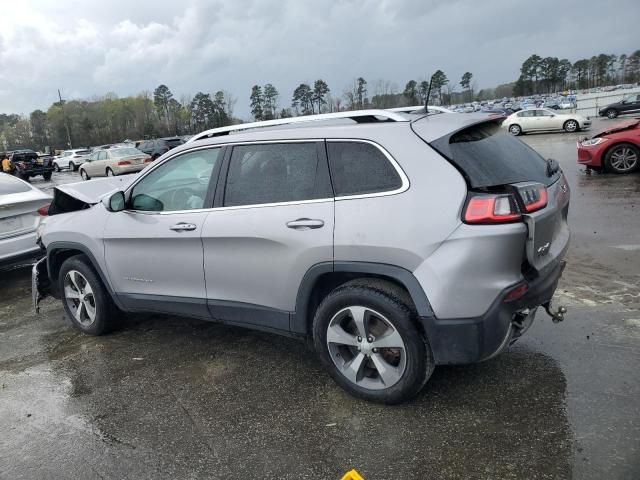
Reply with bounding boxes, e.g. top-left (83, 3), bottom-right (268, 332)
top-left (557, 98), bottom-right (575, 110)
top-left (0, 173), bottom-right (51, 269)
top-left (33, 109), bottom-right (570, 404)
top-left (53, 149), bottom-right (92, 172)
top-left (598, 94), bottom-right (640, 119)
top-left (137, 137), bottom-right (184, 159)
top-left (503, 108), bottom-right (591, 135)
top-left (79, 147), bottom-right (151, 180)
top-left (577, 118), bottom-right (640, 174)
top-left (7, 149), bottom-right (55, 181)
